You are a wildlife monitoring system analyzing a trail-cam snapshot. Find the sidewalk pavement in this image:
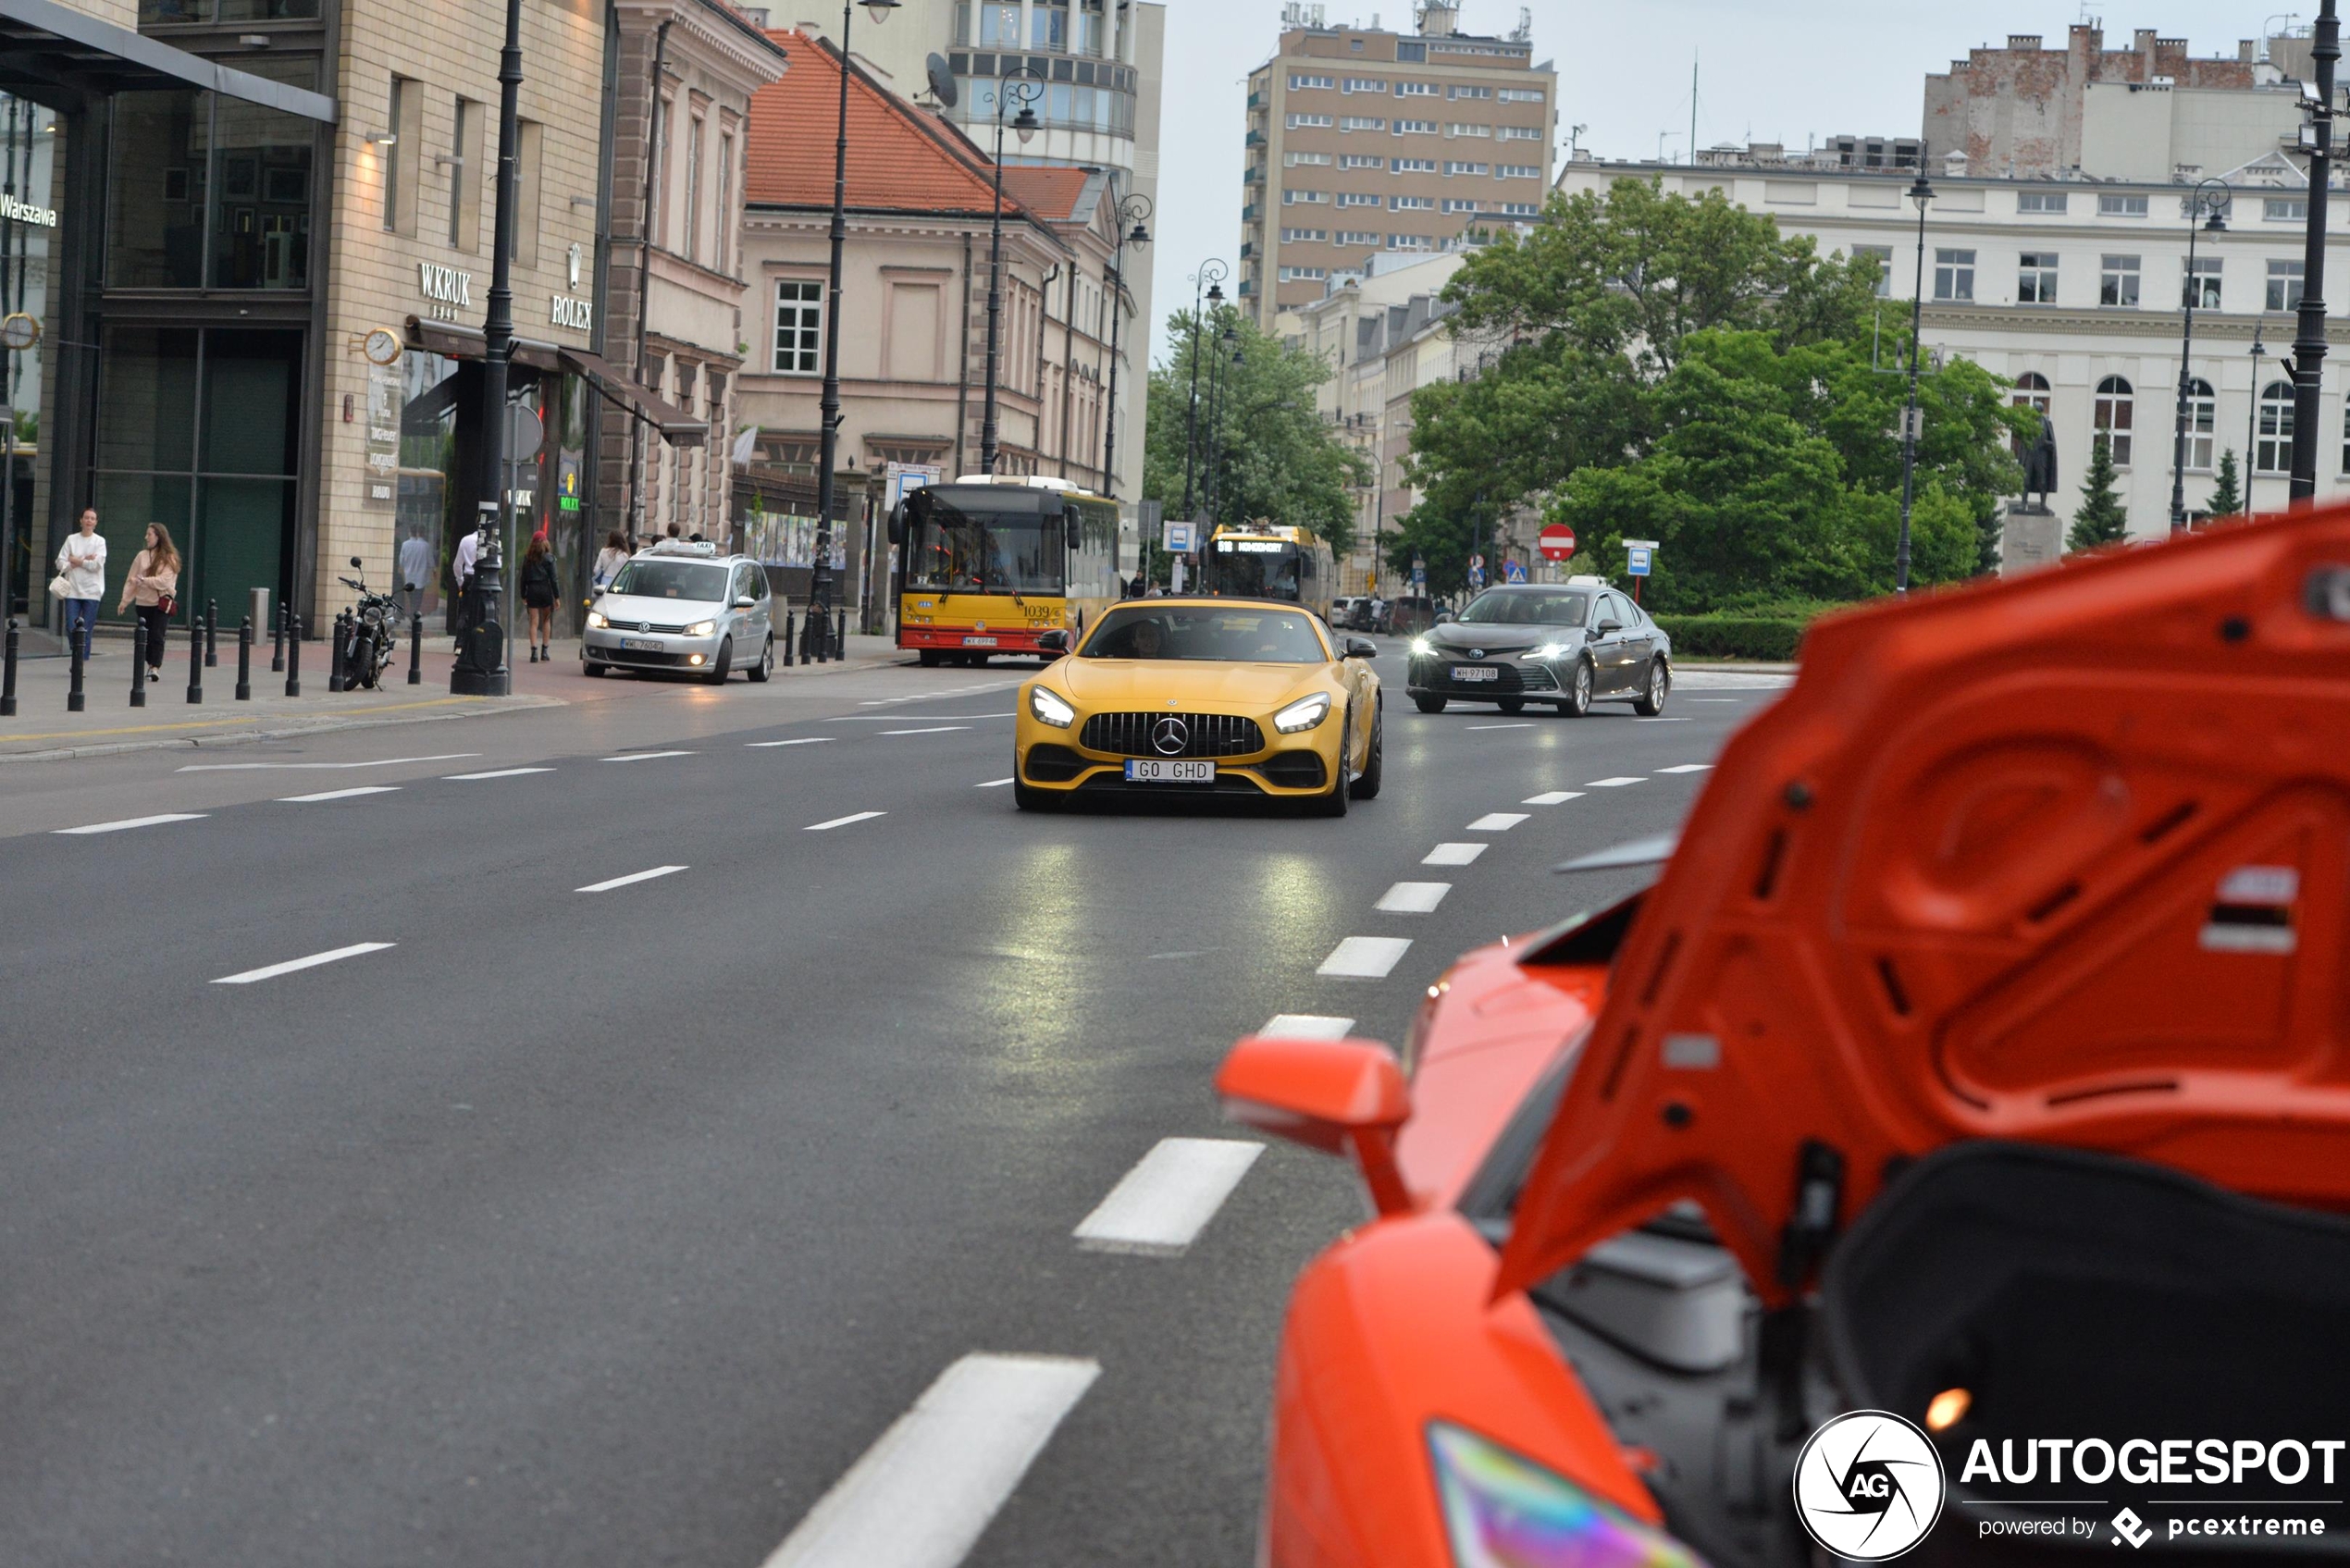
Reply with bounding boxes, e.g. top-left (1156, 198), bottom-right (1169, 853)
top-left (0, 626), bottom-right (909, 761)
